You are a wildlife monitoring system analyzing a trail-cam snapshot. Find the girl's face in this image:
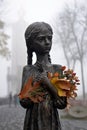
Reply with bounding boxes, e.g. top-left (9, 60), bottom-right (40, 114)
top-left (32, 29), bottom-right (52, 55)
